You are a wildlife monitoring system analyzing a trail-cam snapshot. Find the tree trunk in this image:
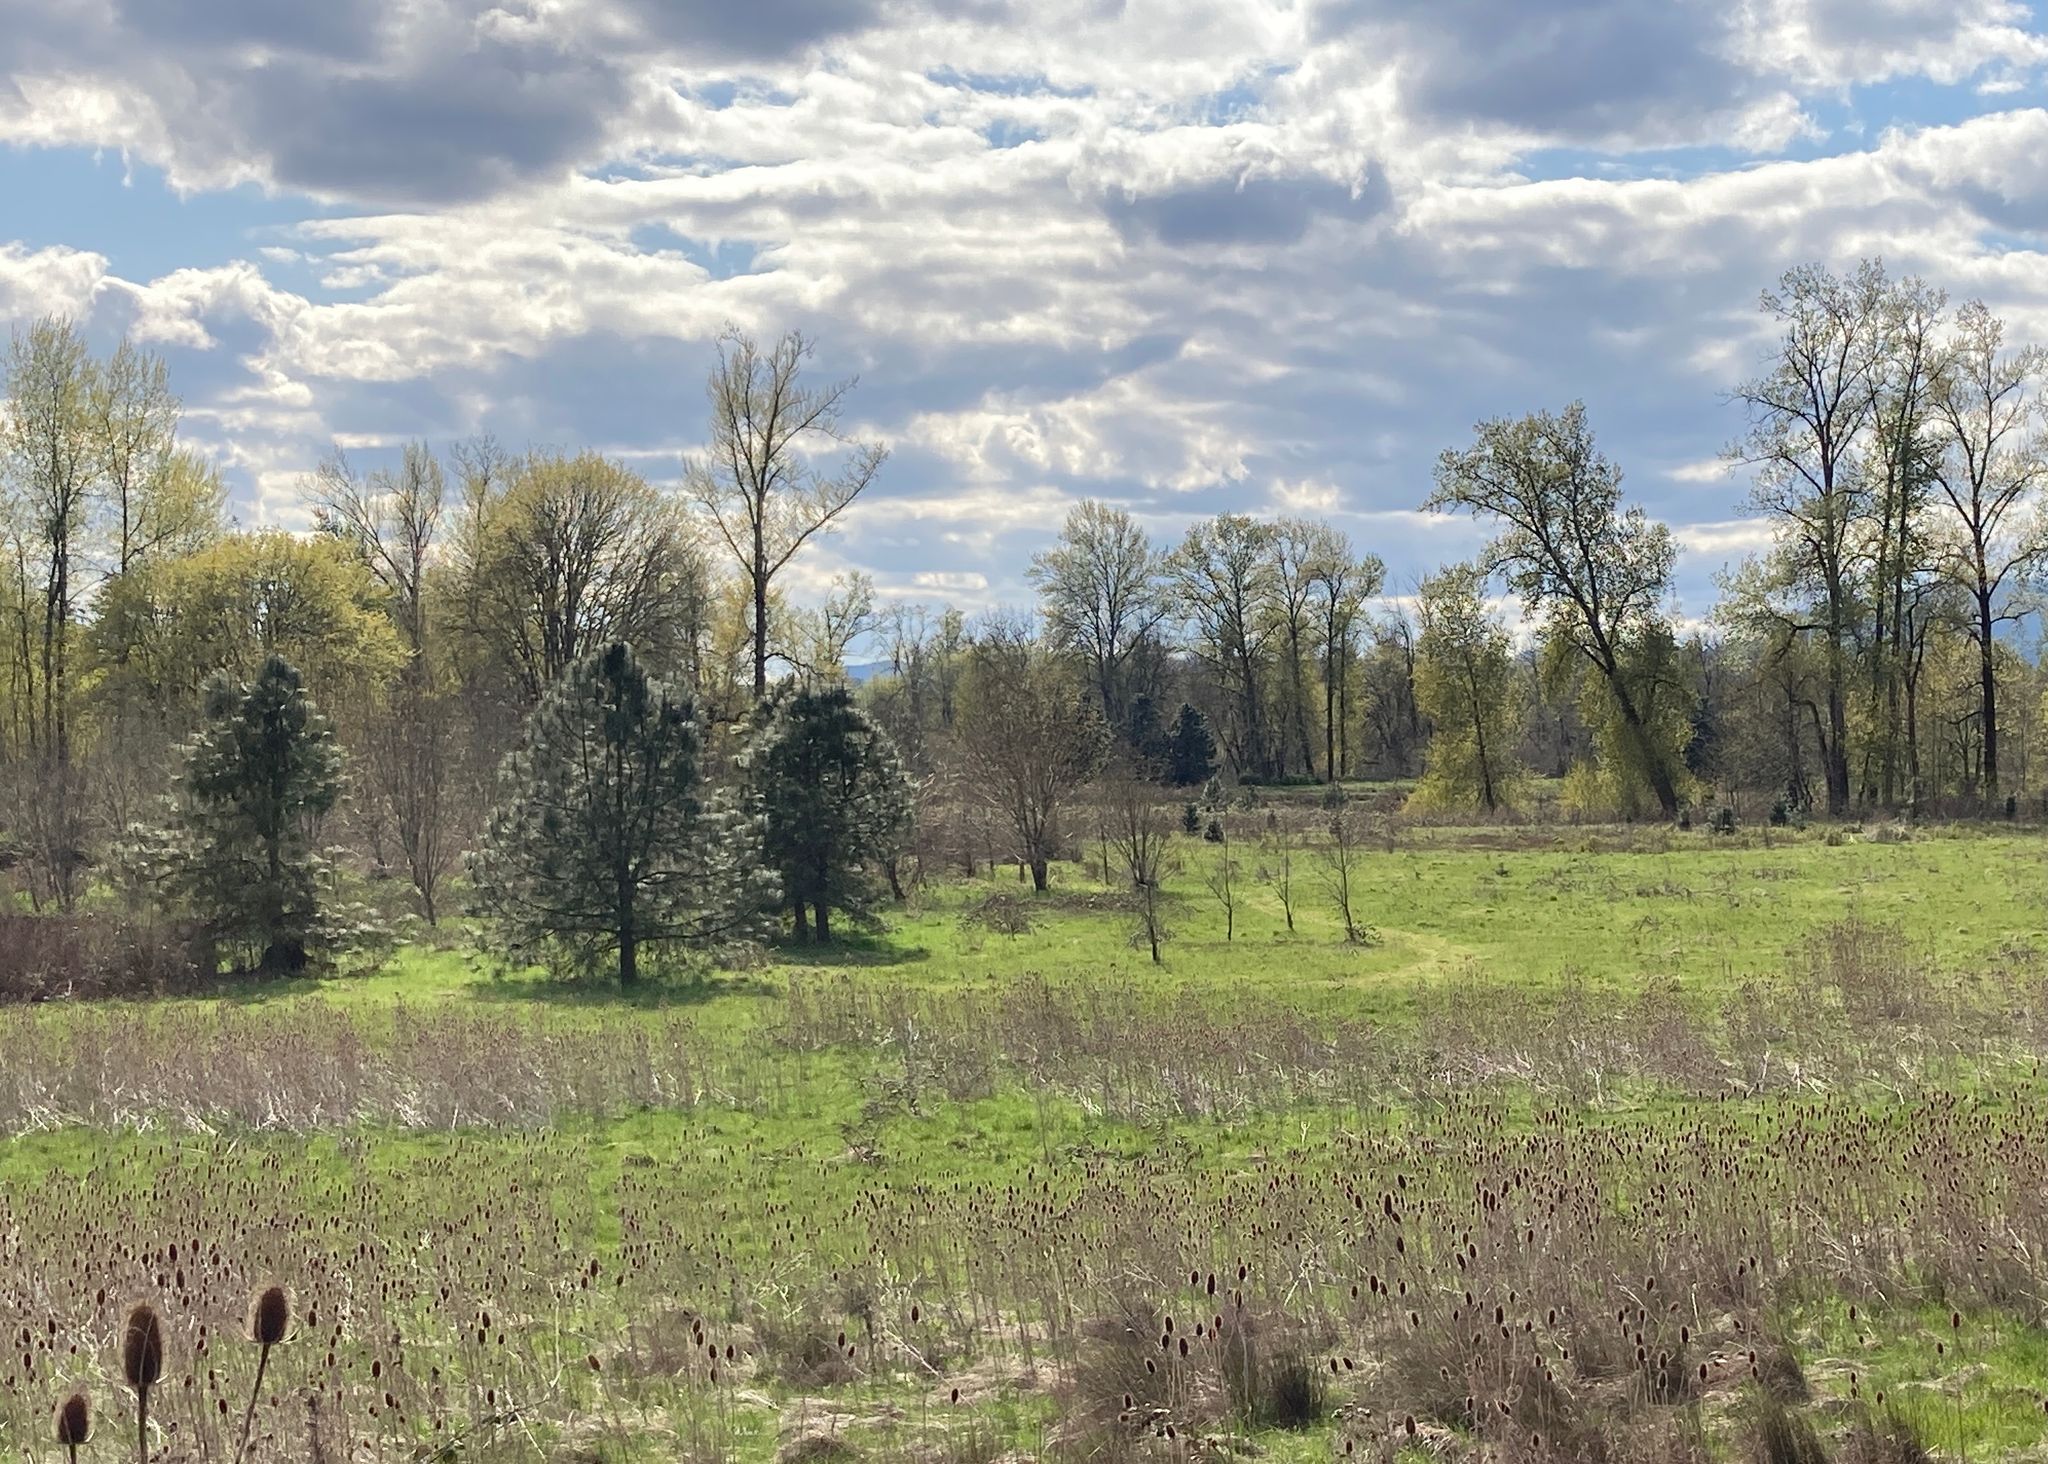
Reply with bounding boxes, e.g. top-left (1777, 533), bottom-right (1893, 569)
top-left (791, 899), bottom-right (810, 942)
top-left (617, 926), bottom-right (638, 988)
top-left (1324, 654), bottom-right (1338, 788)
top-left (752, 565), bottom-right (770, 700)
top-left (1980, 591), bottom-right (1999, 798)
top-left (1609, 677), bottom-right (1679, 817)
top-left (260, 937), bottom-right (306, 977)
top-left (1029, 856), bottom-right (1048, 893)
top-left (1824, 684), bottom-right (1850, 816)
top-left (813, 902), bottom-right (831, 943)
